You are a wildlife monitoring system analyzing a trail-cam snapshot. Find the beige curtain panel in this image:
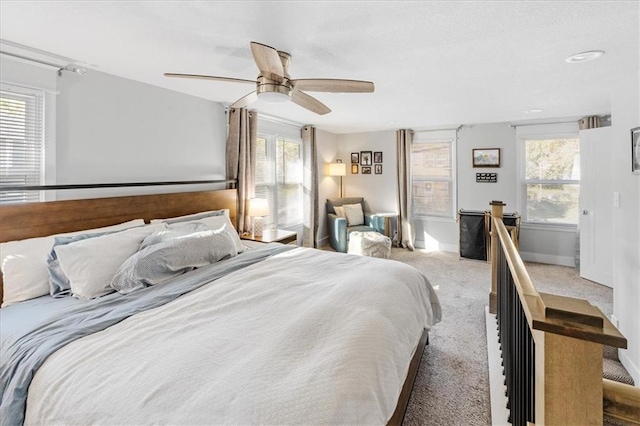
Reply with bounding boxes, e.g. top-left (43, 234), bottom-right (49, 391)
top-left (226, 108), bottom-right (257, 233)
top-left (396, 129), bottom-right (415, 250)
top-left (302, 125), bottom-right (319, 248)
